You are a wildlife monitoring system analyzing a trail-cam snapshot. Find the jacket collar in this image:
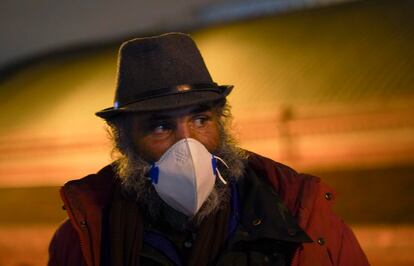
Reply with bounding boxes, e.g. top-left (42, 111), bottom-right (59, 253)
top-left (61, 153), bottom-right (313, 266)
top-left (236, 166), bottom-right (312, 243)
top-left (60, 164), bottom-right (118, 266)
